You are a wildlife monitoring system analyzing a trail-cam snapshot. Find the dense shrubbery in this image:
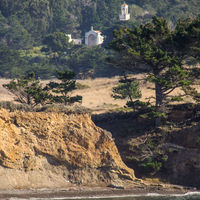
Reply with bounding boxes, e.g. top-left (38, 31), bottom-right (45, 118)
top-left (0, 0), bottom-right (198, 48)
top-left (0, 0), bottom-right (199, 79)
